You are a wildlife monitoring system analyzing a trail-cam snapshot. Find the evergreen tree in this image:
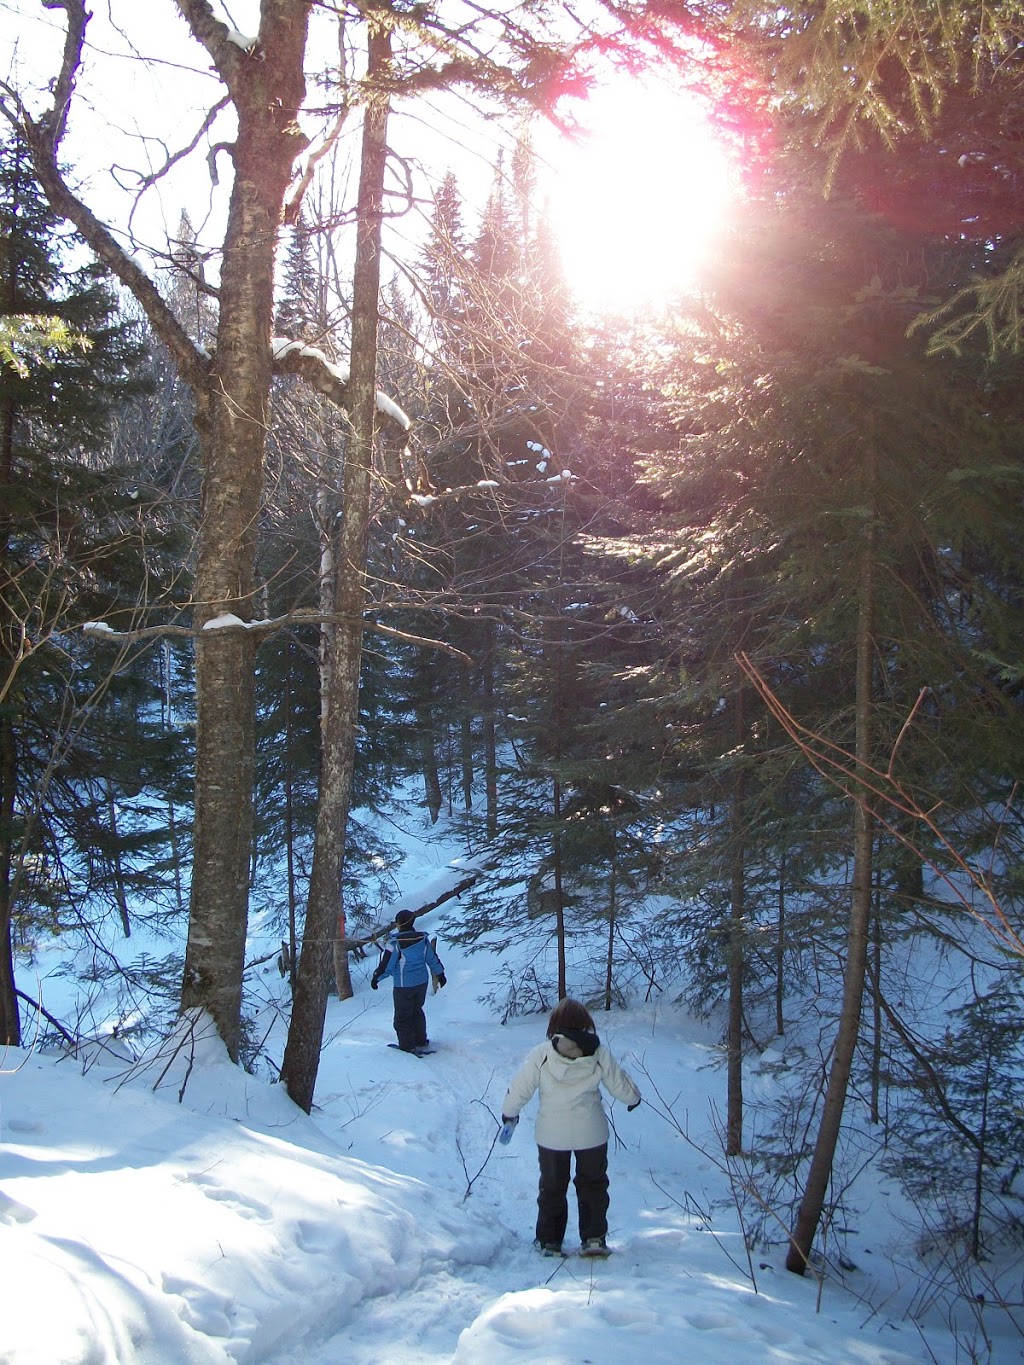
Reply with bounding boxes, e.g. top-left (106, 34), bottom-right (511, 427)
top-left (886, 977), bottom-right (1024, 1260)
top-left (0, 133), bottom-right (184, 1044)
top-left (632, 156), bottom-right (1024, 1260)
